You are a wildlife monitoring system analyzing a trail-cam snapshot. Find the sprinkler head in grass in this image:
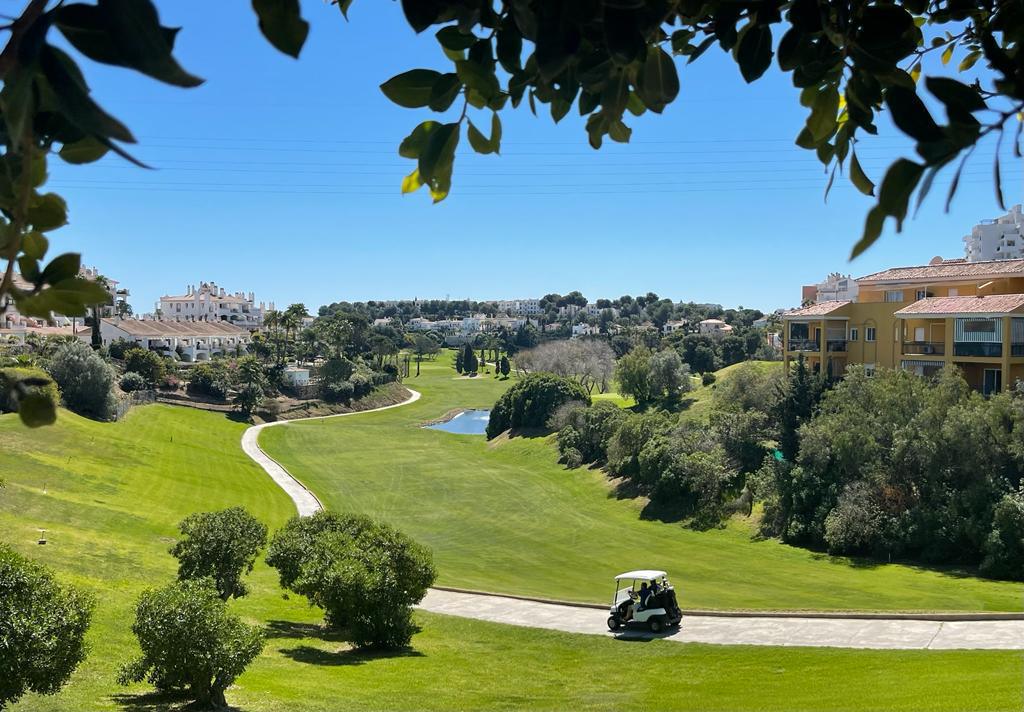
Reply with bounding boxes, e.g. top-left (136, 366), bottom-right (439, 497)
top-left (37, 528), bottom-right (47, 545)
